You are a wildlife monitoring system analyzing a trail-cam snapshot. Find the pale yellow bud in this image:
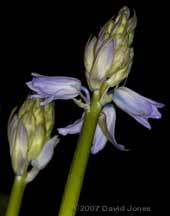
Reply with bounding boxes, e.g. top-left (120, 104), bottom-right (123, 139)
top-left (84, 6), bottom-right (137, 90)
top-left (8, 97), bottom-right (56, 177)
